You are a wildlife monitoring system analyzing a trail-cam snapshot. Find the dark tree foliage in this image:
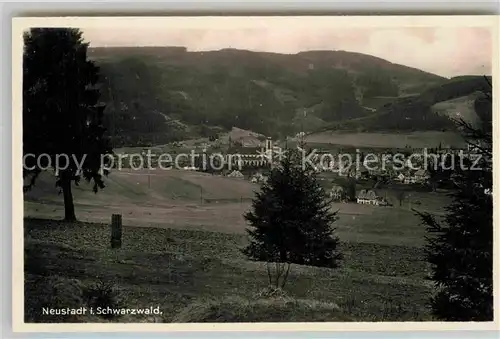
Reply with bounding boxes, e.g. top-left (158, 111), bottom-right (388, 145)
top-left (415, 76), bottom-right (492, 321)
top-left (425, 151), bottom-right (455, 192)
top-left (395, 190), bottom-right (406, 207)
top-left (356, 70), bottom-right (399, 98)
top-left (242, 148), bottom-right (342, 288)
top-left (97, 57), bottom-right (188, 147)
top-left (334, 177), bottom-right (357, 202)
top-left (23, 28), bottom-right (113, 221)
